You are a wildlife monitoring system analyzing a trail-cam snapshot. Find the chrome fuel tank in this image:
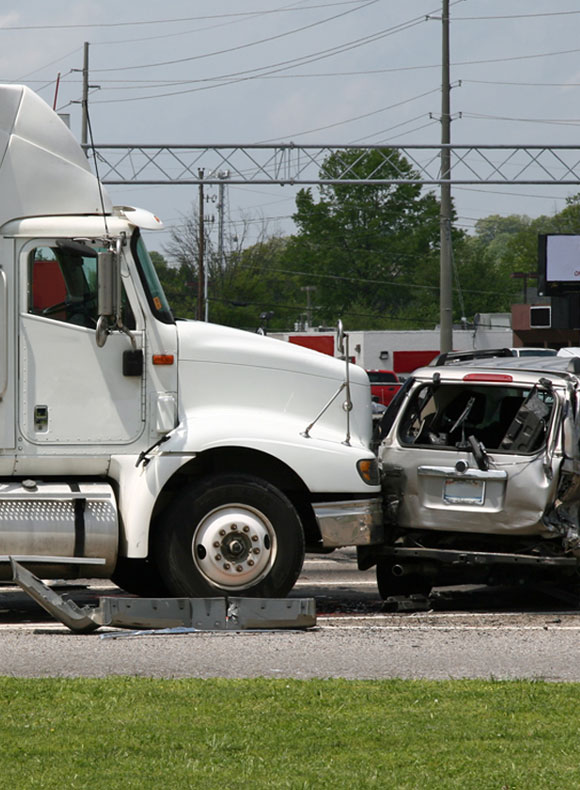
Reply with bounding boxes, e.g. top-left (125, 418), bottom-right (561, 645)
top-left (0, 481), bottom-right (118, 579)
